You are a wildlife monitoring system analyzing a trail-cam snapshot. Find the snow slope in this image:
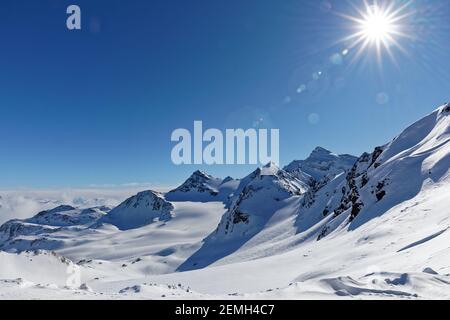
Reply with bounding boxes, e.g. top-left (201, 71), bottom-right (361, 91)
top-left (0, 201), bottom-right (227, 274)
